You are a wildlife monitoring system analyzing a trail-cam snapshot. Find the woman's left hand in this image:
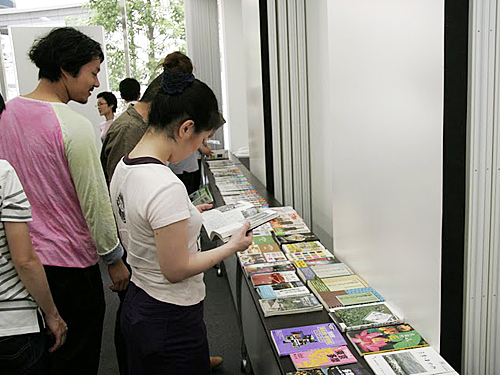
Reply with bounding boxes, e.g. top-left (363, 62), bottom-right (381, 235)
top-left (196, 203), bottom-right (213, 213)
